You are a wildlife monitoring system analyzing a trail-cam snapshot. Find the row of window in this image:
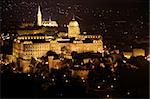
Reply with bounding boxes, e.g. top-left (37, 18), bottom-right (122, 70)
top-left (18, 36), bottom-right (46, 40)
